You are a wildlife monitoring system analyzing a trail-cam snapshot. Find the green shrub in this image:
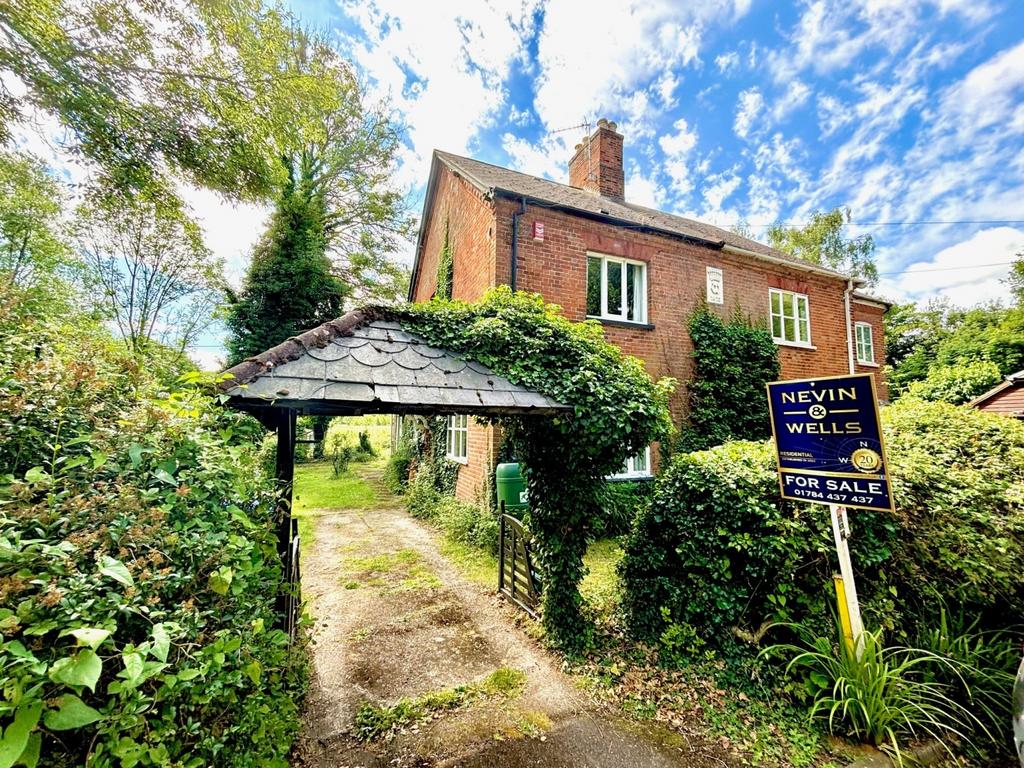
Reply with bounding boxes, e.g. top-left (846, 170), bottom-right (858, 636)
top-left (682, 306), bottom-right (780, 451)
top-left (904, 360), bottom-right (1002, 404)
top-left (593, 480), bottom-right (652, 539)
top-left (406, 471), bottom-right (498, 554)
top-left (0, 306), bottom-right (306, 767)
top-left (357, 429), bottom-right (376, 457)
top-left (384, 427), bottom-right (415, 494)
top-left (621, 398), bottom-right (1024, 657)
